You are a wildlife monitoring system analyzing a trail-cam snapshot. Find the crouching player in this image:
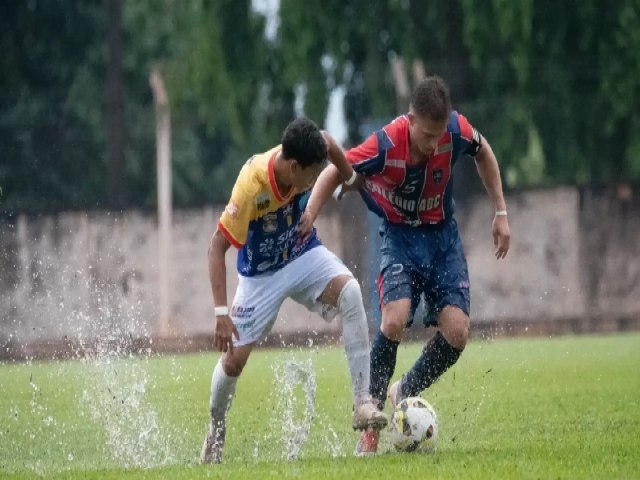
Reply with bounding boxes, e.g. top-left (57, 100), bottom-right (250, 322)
top-left (200, 118), bottom-right (388, 464)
